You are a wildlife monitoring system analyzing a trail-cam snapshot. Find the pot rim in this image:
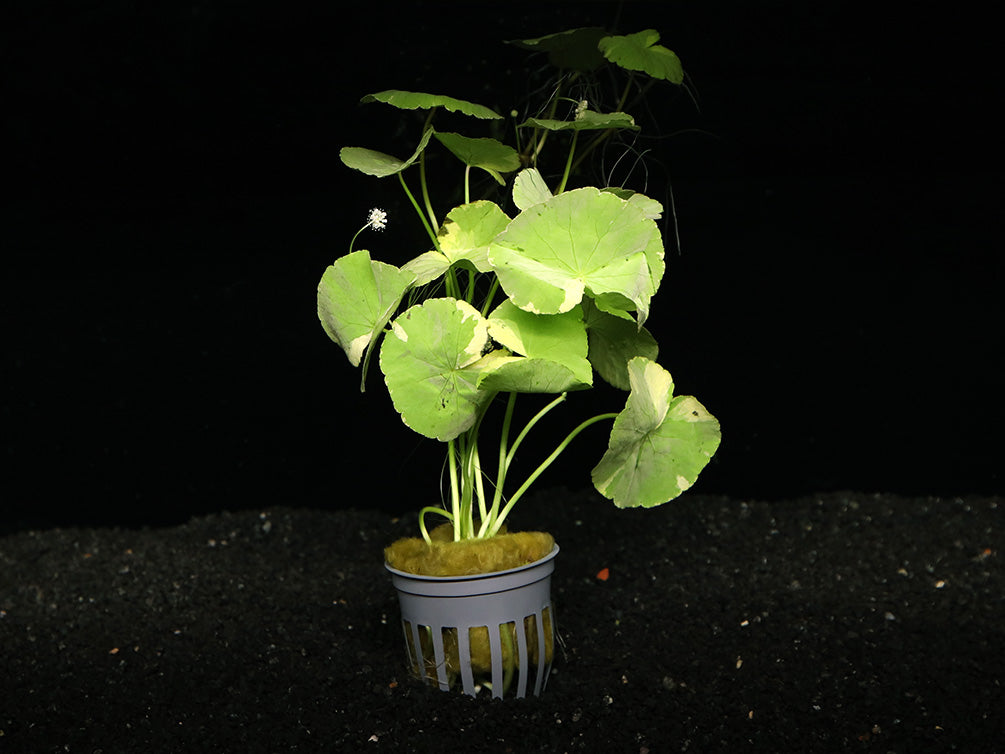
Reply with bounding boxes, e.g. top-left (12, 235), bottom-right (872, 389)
top-left (384, 543), bottom-right (559, 583)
